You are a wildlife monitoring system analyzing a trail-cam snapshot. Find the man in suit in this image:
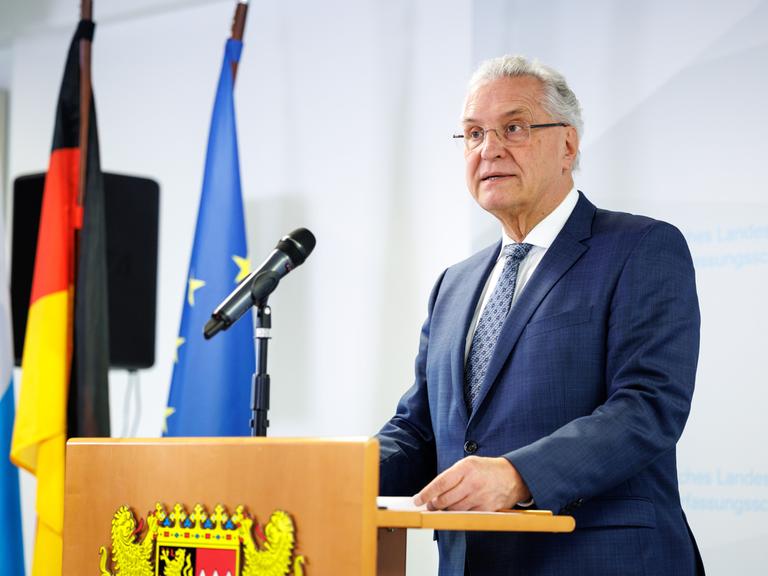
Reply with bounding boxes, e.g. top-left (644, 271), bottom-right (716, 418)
top-left (377, 55), bottom-right (704, 575)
